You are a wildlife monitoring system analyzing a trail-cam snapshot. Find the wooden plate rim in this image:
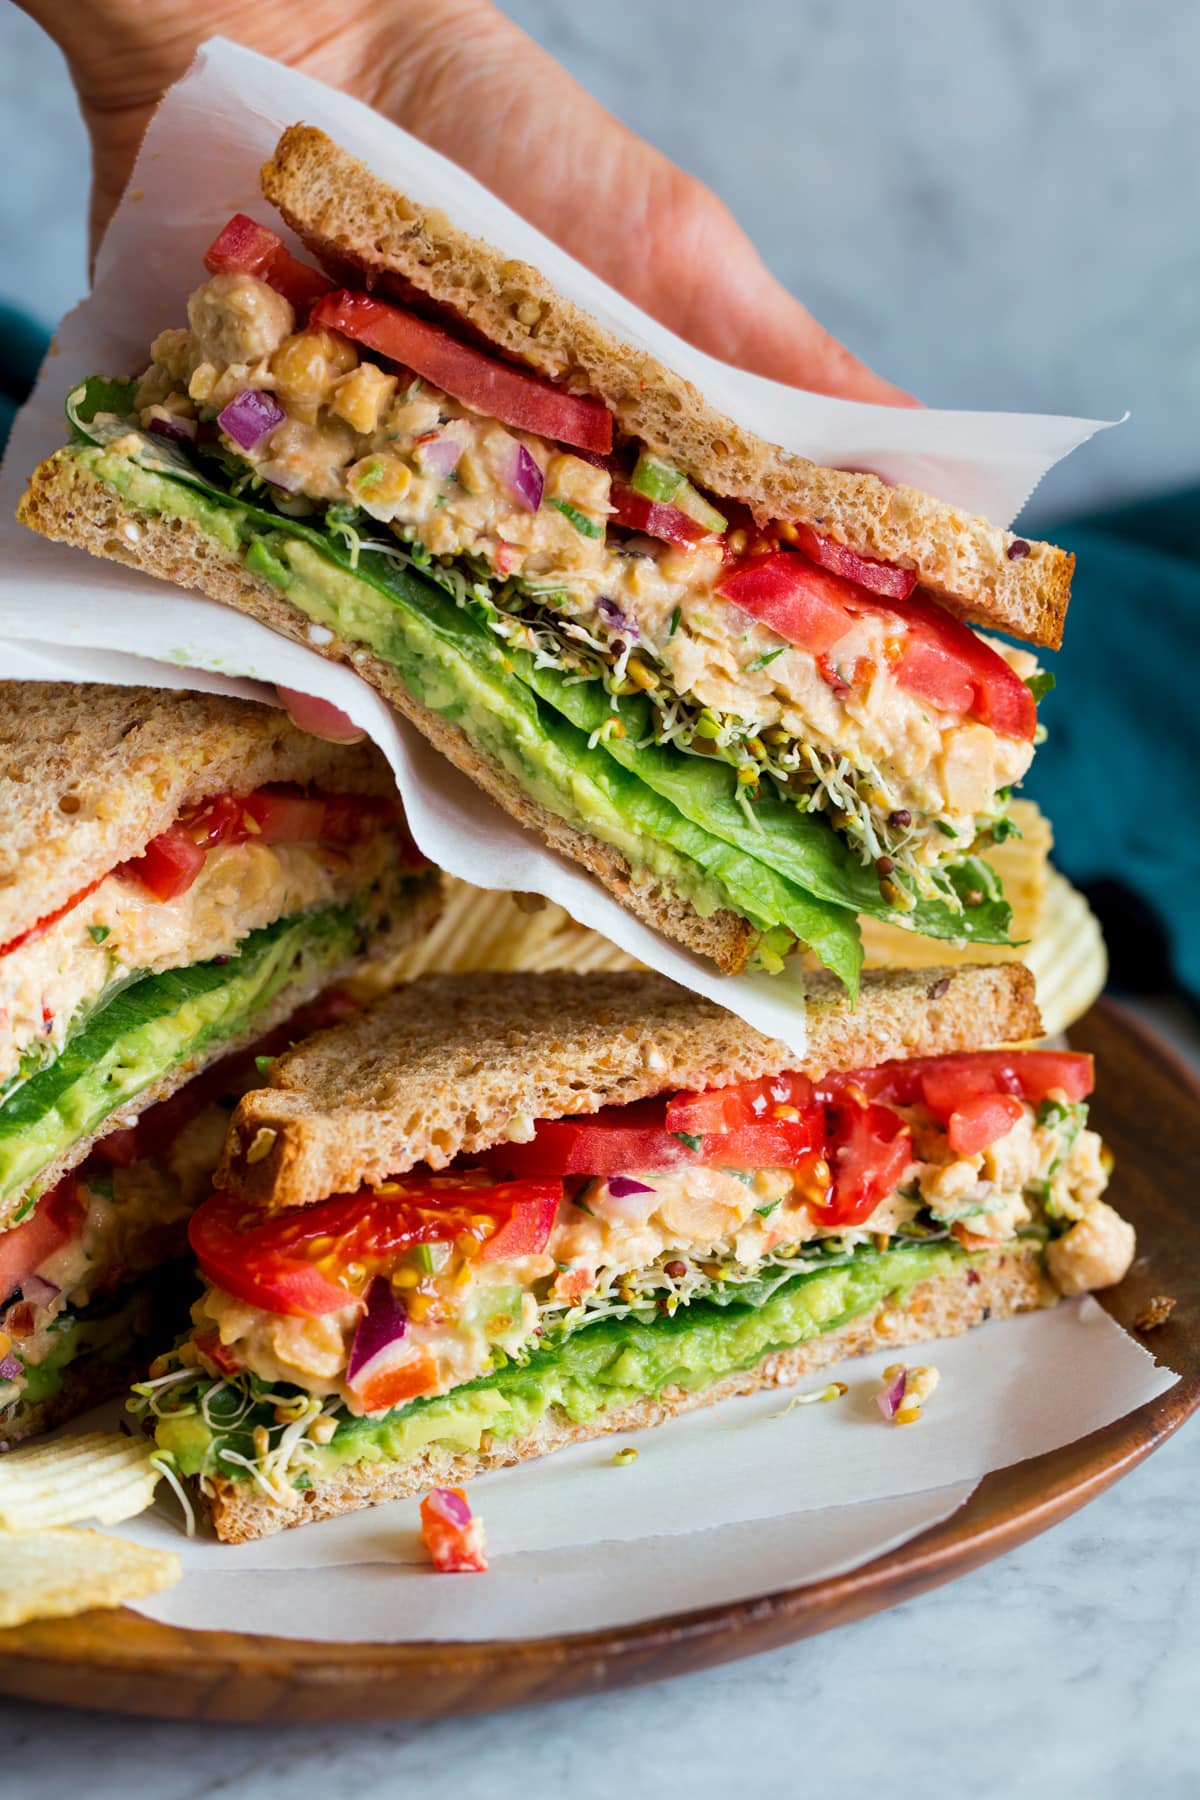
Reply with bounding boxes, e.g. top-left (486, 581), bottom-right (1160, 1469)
top-left (1, 995), bottom-right (1196, 1718)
